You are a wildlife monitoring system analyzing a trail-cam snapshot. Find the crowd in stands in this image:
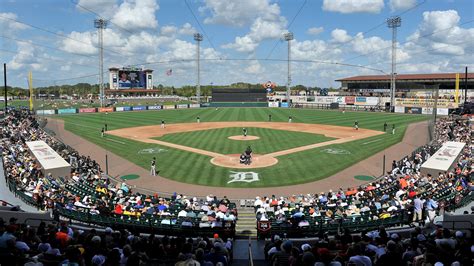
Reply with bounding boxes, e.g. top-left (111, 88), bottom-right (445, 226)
top-left (255, 116), bottom-right (472, 264)
top-left (0, 217), bottom-right (233, 265)
top-left (1, 109), bottom-right (237, 264)
top-left (264, 225), bottom-right (473, 266)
